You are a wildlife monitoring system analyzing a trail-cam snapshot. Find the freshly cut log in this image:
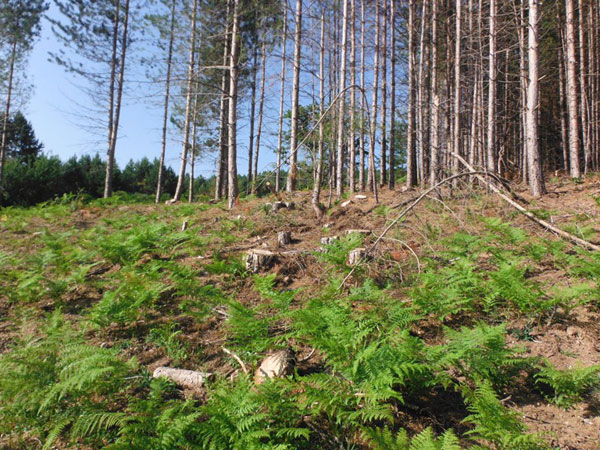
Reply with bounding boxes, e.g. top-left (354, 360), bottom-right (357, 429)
top-left (254, 349), bottom-right (295, 384)
top-left (245, 249), bottom-right (276, 273)
top-left (277, 231), bottom-right (292, 246)
top-left (153, 367), bottom-right (211, 389)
